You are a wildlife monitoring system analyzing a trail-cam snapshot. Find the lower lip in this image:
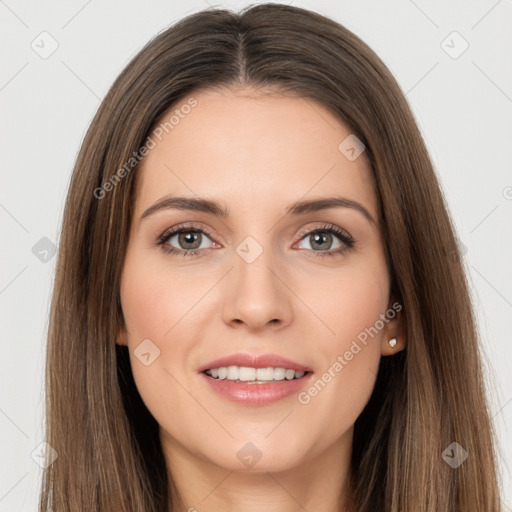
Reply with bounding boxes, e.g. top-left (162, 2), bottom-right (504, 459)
top-left (199, 372), bottom-right (314, 406)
